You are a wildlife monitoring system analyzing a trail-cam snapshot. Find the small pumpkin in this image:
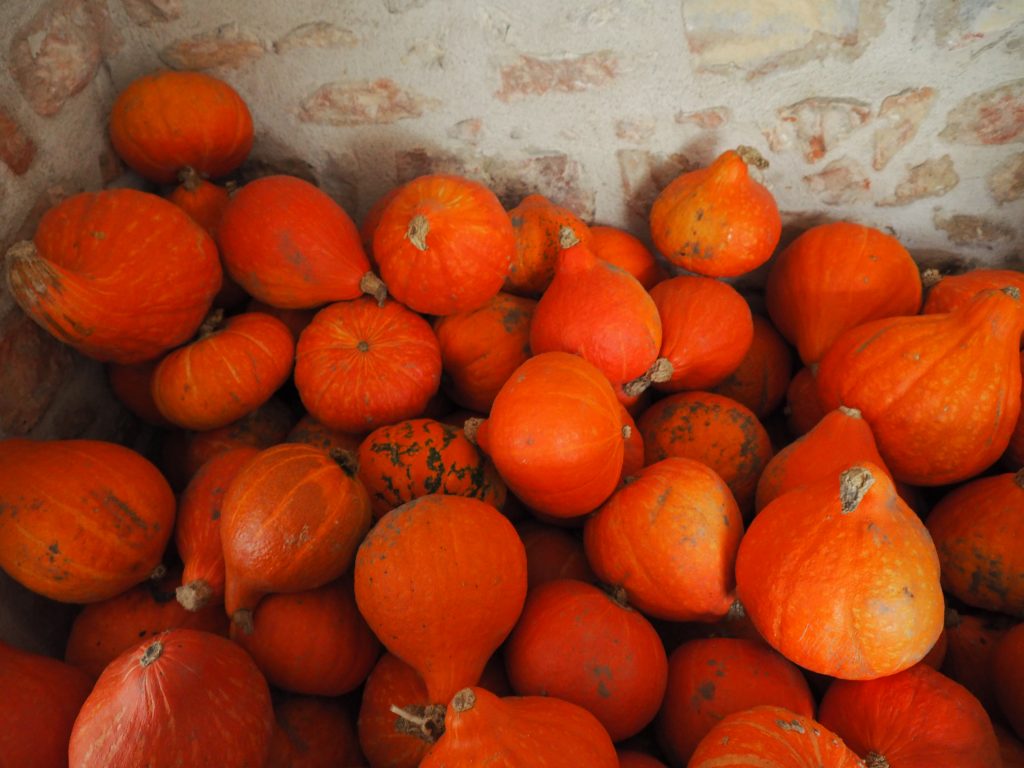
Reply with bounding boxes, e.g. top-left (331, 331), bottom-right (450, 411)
top-left (589, 225), bottom-right (668, 289)
top-left (68, 629), bottom-right (274, 768)
top-left (923, 267), bottom-right (1024, 315)
top-left (784, 365), bottom-right (827, 437)
top-left (110, 69), bottom-right (253, 184)
top-left (0, 439), bottom-right (174, 603)
top-left (649, 147), bottom-right (781, 278)
top-left (505, 193), bottom-right (592, 297)
top-left (357, 653), bottom-right (436, 768)
top-left (168, 168), bottom-right (232, 239)
top-left (286, 414), bottom-right (363, 453)
top-left (712, 314), bottom-right (794, 419)
top-left (267, 695), bottom-right (365, 768)
top-left (373, 174), bottom-right (514, 315)
top-left (107, 360), bottom-right (174, 428)
top-left (994, 623), bottom-right (1024, 740)
top-left (516, 520), bottom-right (595, 591)
top-left (941, 609), bottom-right (1013, 716)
